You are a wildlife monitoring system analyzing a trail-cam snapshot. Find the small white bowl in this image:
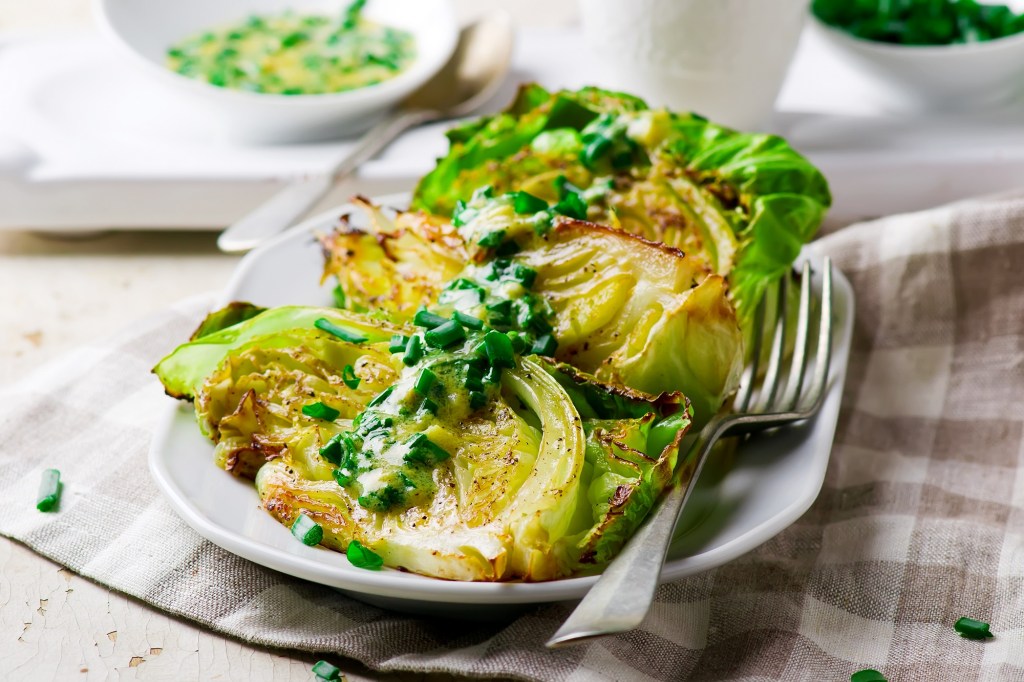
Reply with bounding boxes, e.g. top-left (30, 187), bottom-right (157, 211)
top-left (809, 13), bottom-right (1024, 111)
top-left (95, 0), bottom-right (457, 144)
